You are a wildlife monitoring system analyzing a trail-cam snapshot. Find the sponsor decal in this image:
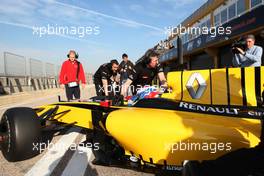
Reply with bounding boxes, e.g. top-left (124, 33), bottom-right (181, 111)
top-left (186, 73), bottom-right (207, 99)
top-left (177, 101), bottom-right (264, 120)
top-left (179, 102), bottom-right (239, 115)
